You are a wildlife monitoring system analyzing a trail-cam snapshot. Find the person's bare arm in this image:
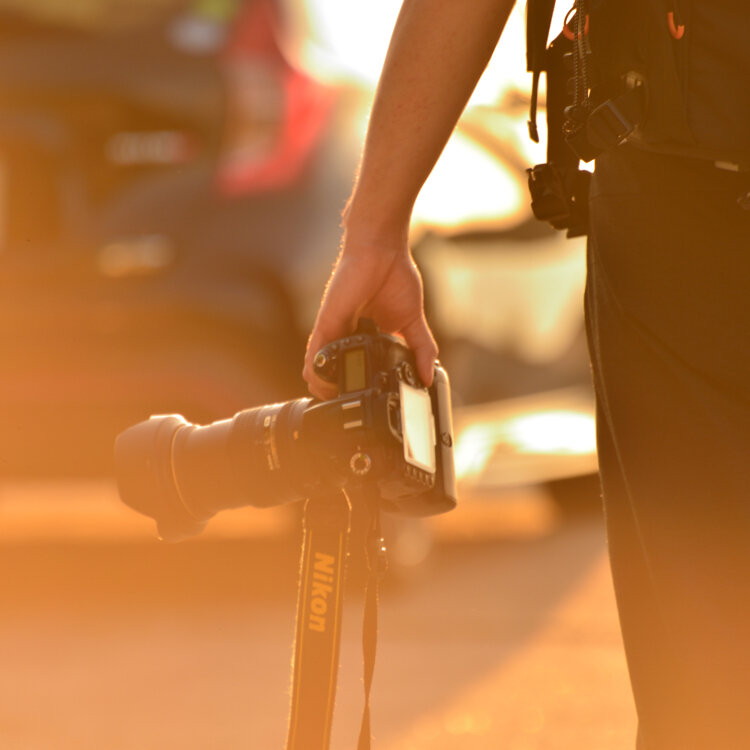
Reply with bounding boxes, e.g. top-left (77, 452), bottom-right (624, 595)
top-left (304, 0), bottom-right (516, 399)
